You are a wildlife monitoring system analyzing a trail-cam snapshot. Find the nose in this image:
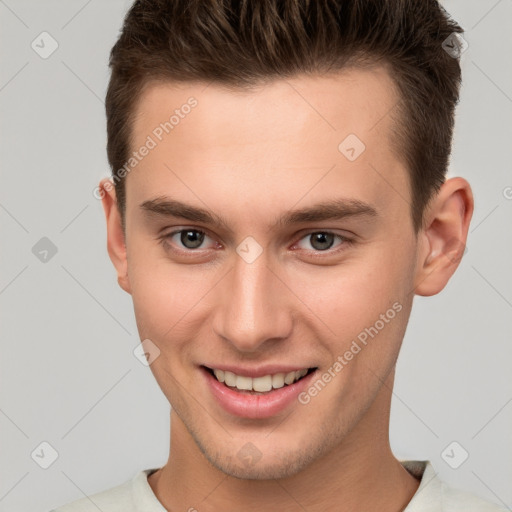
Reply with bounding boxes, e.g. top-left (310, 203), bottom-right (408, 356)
top-left (212, 249), bottom-right (293, 353)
